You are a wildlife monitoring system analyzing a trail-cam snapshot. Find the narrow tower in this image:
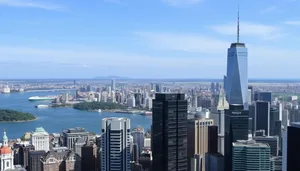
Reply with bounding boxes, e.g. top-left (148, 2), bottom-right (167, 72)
top-left (224, 5), bottom-right (249, 110)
